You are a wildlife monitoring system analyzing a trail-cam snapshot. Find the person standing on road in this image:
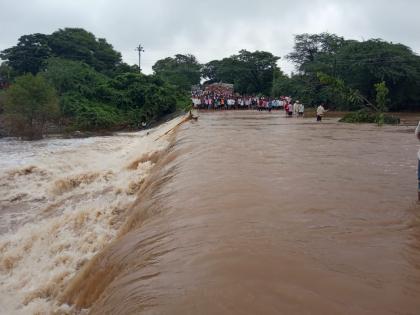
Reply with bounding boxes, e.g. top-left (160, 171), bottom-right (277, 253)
top-left (268, 99), bottom-right (273, 112)
top-left (298, 102), bottom-right (305, 117)
top-left (288, 102), bottom-right (294, 117)
top-left (316, 104), bottom-right (327, 122)
top-left (415, 122), bottom-right (420, 201)
top-left (293, 101), bottom-right (299, 117)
